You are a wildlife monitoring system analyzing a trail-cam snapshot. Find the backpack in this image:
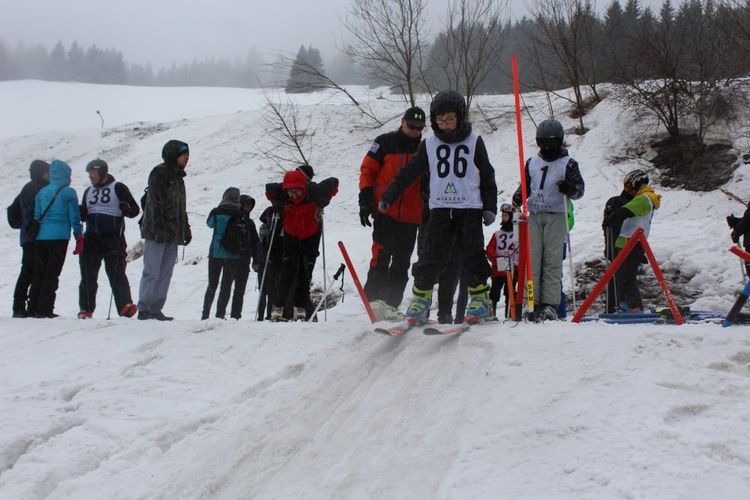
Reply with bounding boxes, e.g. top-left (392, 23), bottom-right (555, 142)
top-left (7, 195), bottom-right (22, 229)
top-left (220, 214), bottom-right (249, 255)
